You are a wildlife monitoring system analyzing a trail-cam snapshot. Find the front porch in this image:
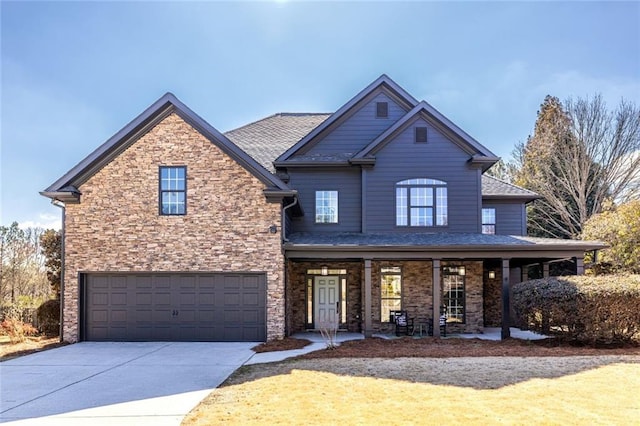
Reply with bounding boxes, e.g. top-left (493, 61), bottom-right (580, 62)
top-left (283, 232), bottom-right (604, 340)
